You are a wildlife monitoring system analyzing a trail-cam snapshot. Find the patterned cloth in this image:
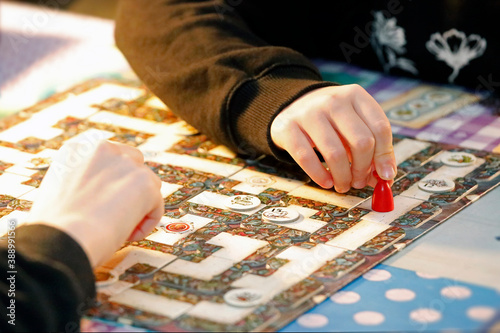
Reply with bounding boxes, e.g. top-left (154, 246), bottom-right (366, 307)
top-left (282, 264), bottom-right (500, 332)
